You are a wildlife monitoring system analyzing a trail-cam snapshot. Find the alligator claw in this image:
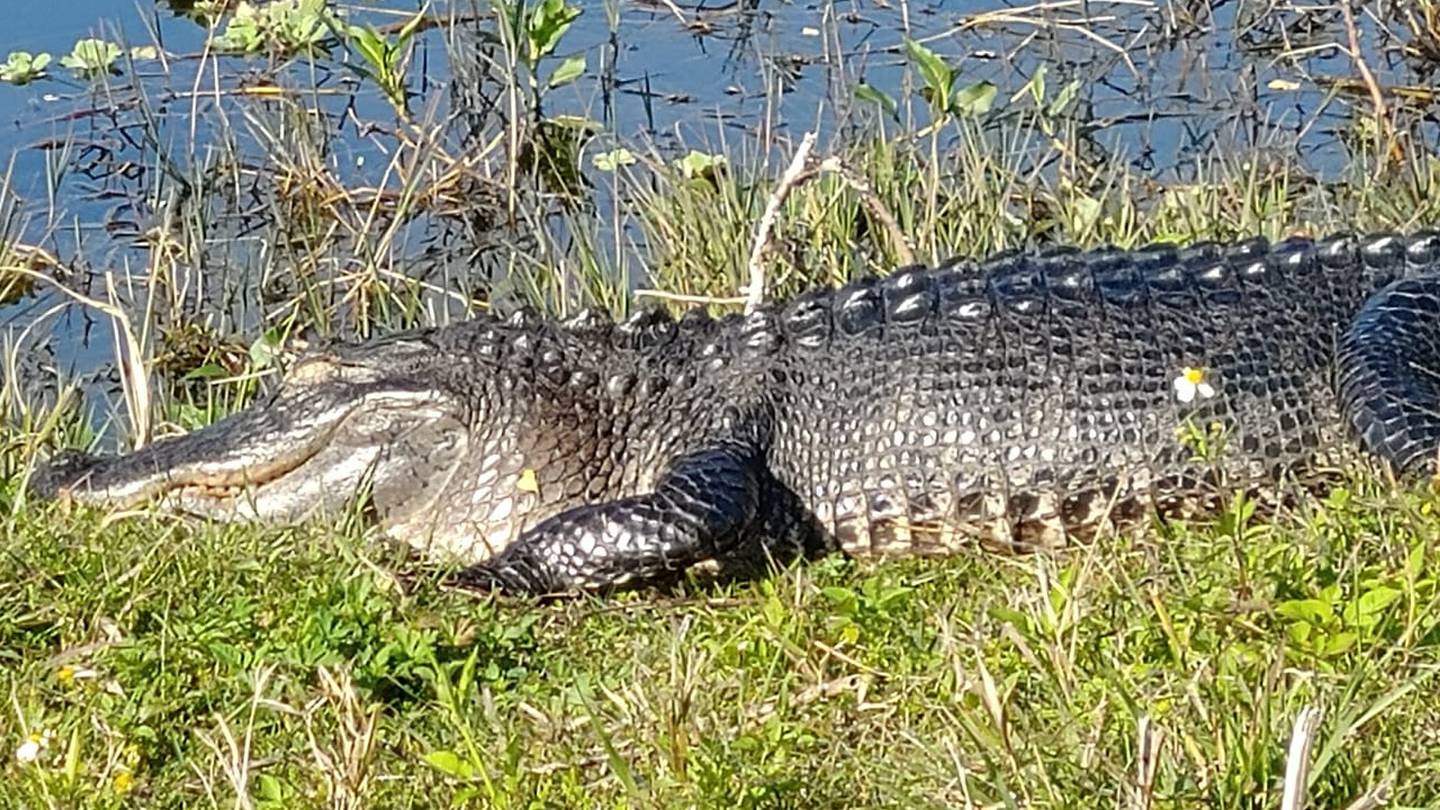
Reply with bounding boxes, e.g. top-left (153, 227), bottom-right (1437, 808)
top-left (444, 557), bottom-right (557, 598)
